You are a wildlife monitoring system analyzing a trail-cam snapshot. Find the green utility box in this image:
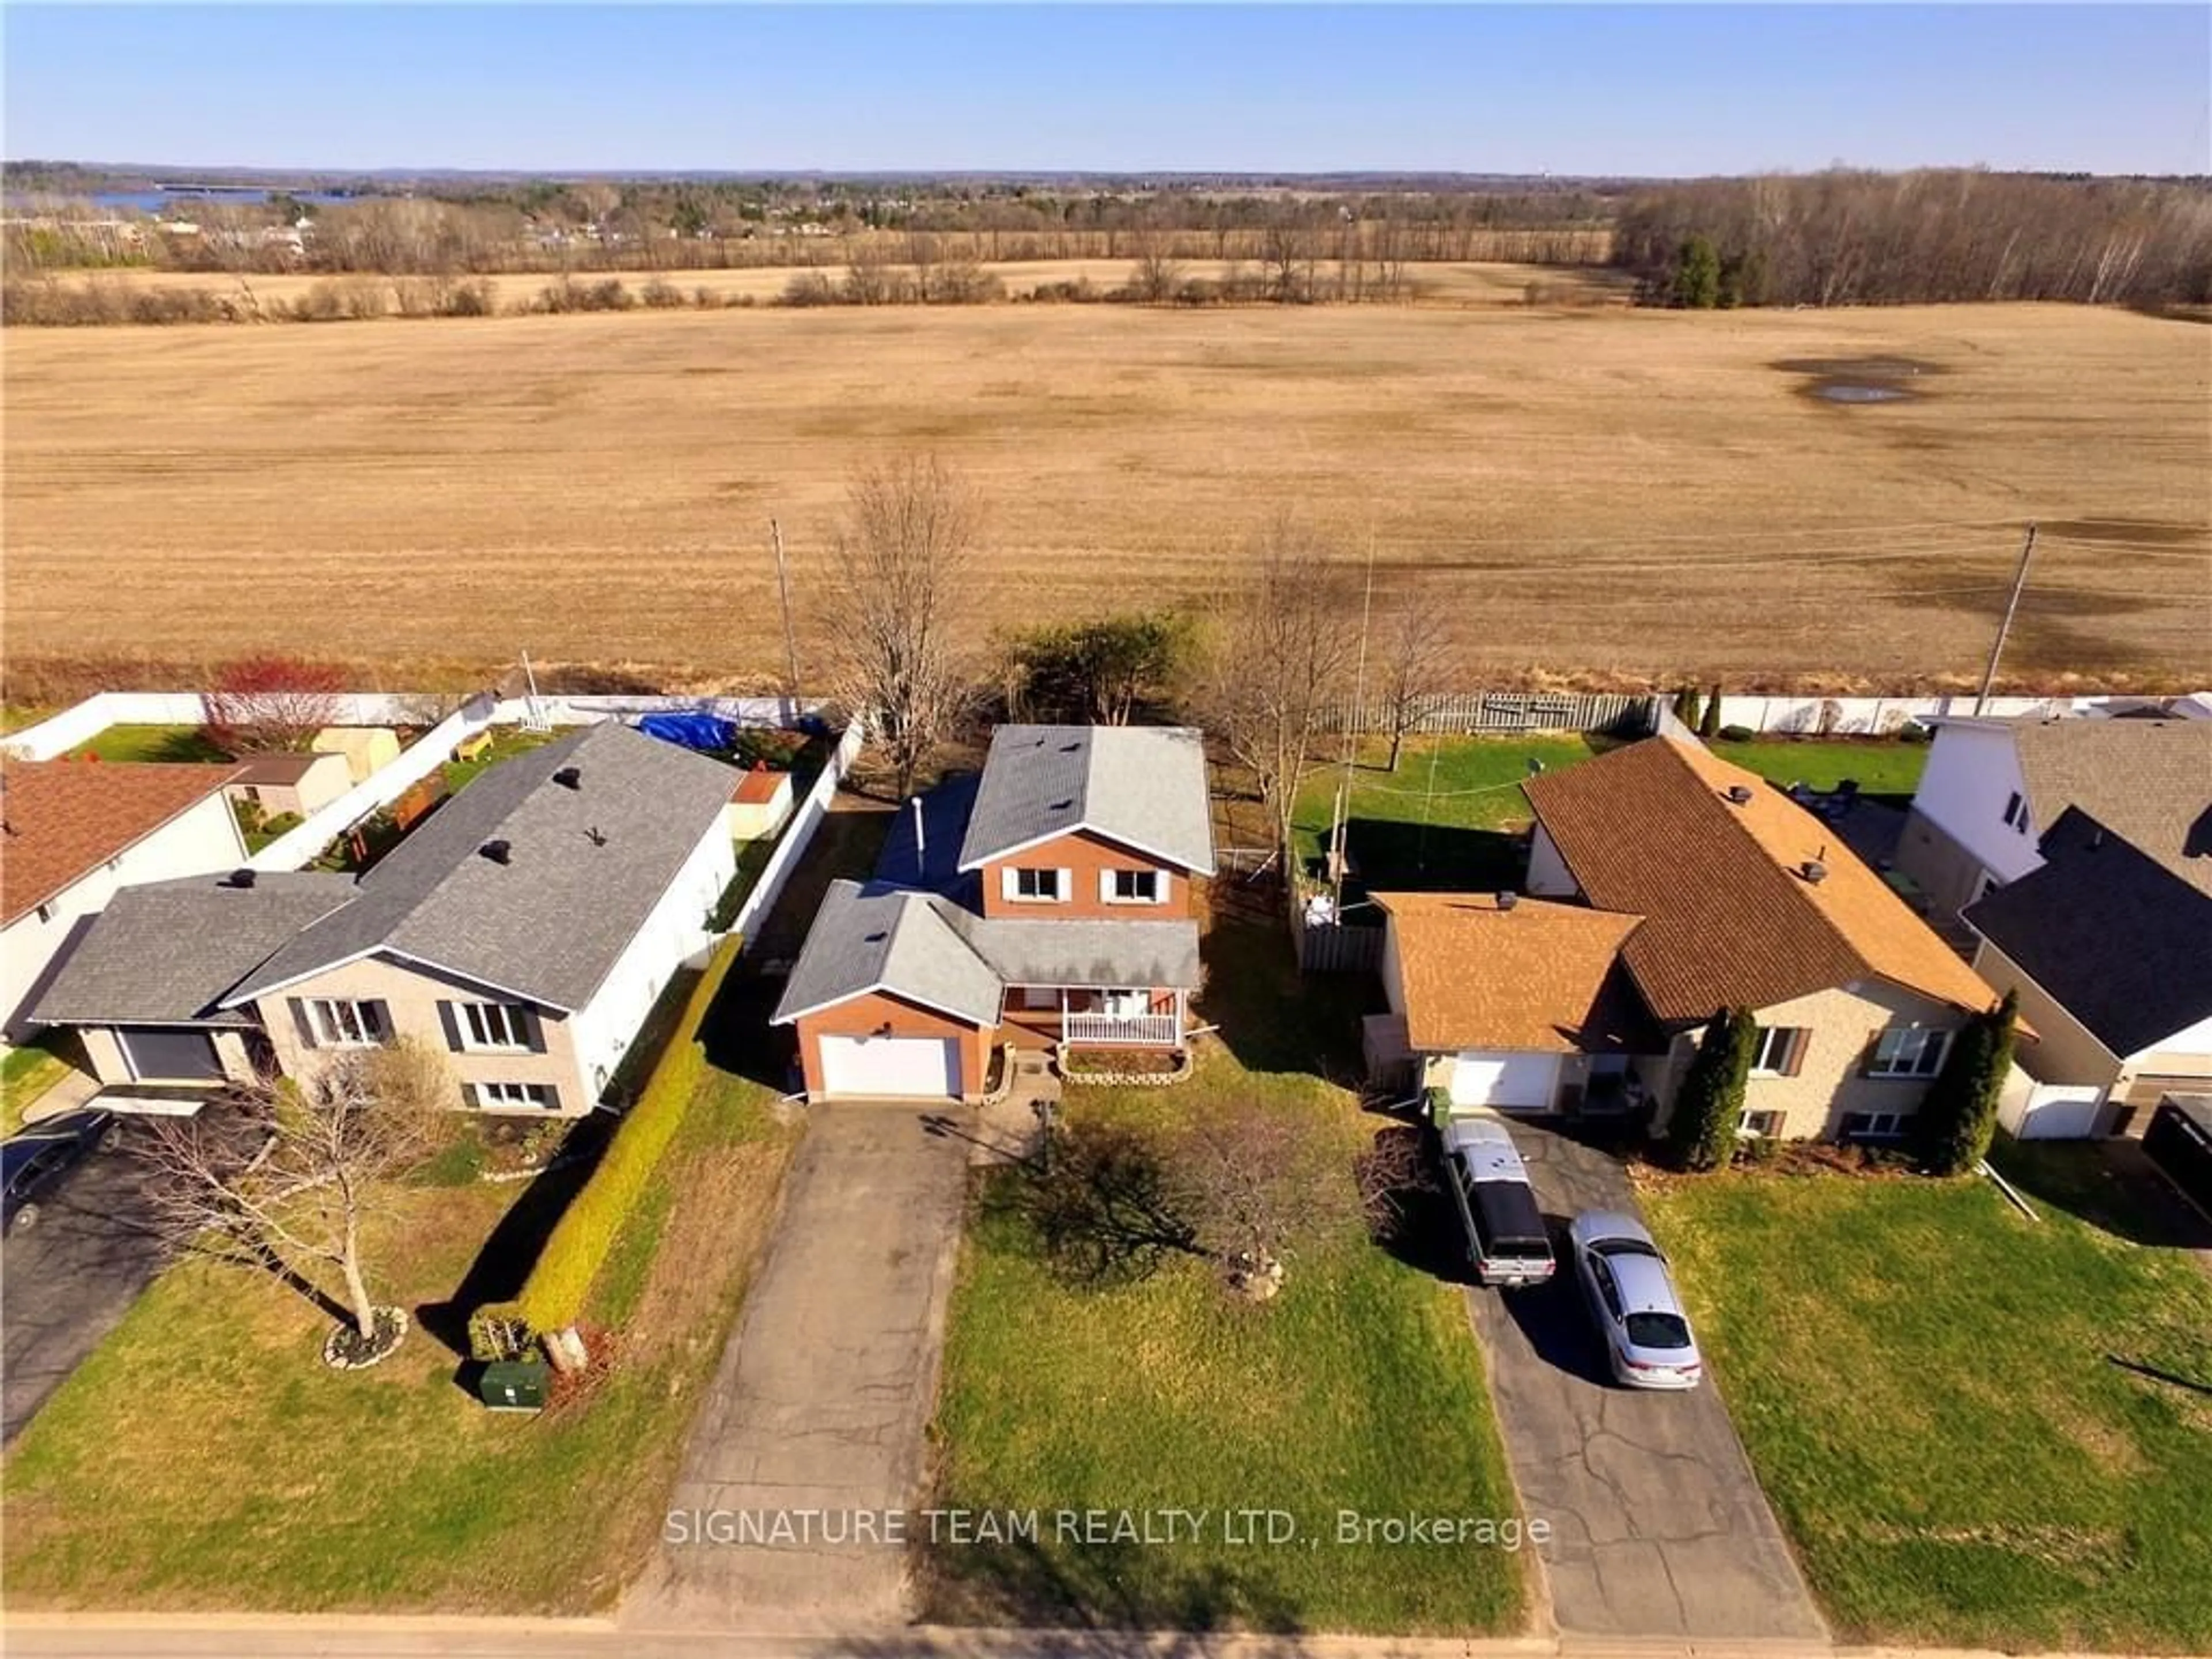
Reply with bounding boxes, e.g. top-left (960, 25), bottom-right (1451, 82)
top-left (479, 1359), bottom-right (551, 1412)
